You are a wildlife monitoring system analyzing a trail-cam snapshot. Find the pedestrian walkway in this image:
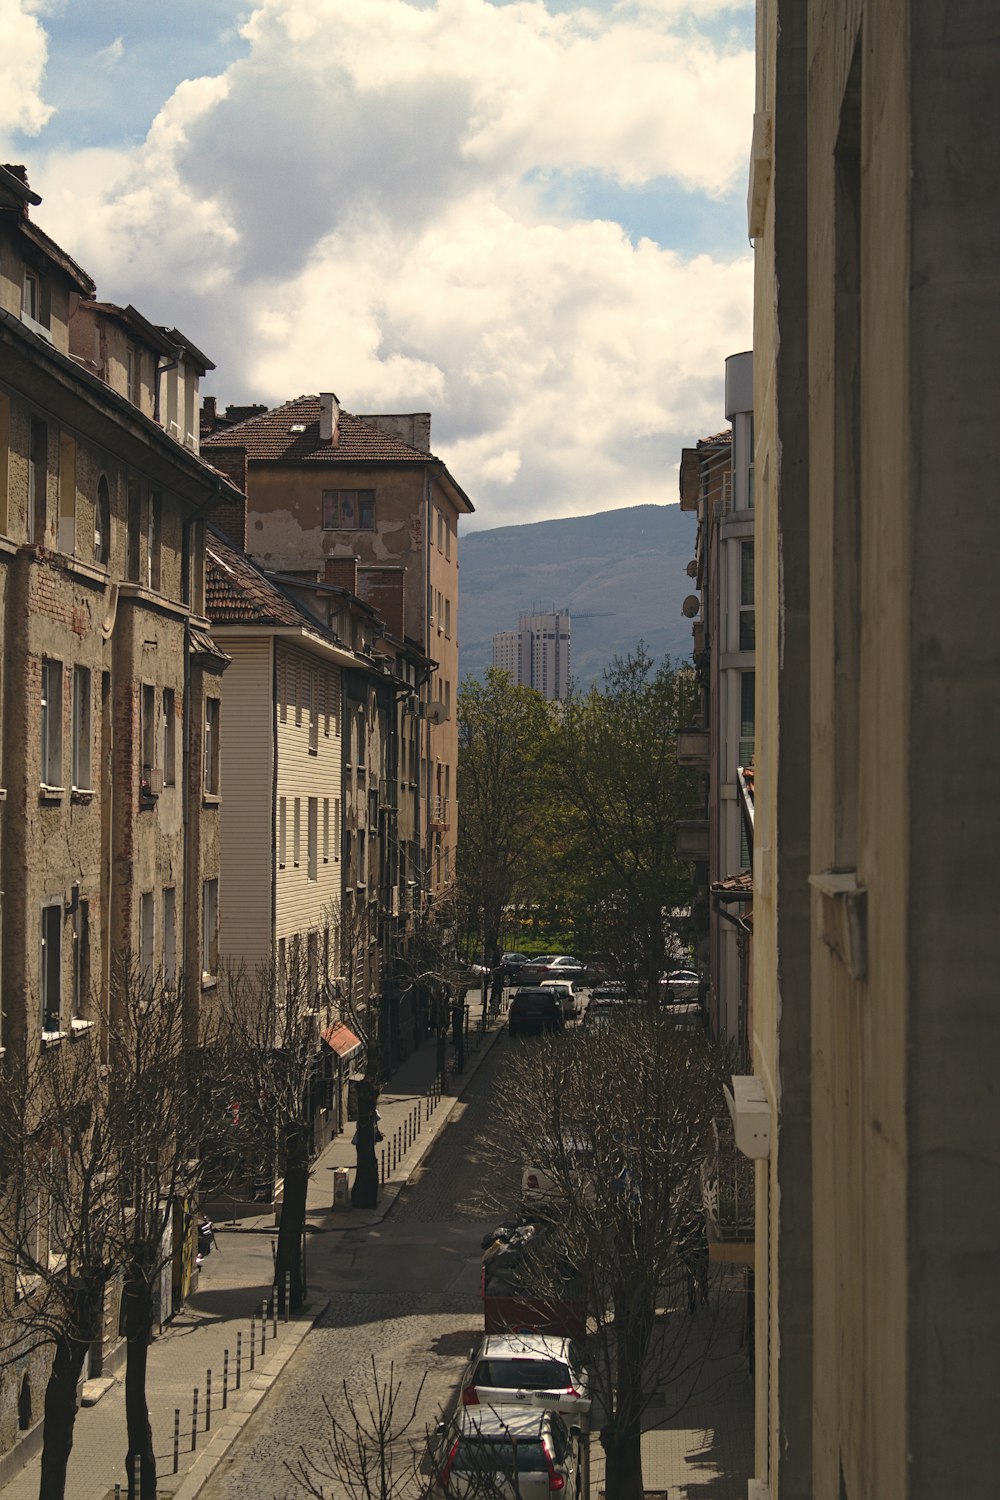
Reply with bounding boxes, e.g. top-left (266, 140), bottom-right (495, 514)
top-left (0, 991), bottom-right (503, 1499)
top-left (588, 1273), bottom-right (754, 1500)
